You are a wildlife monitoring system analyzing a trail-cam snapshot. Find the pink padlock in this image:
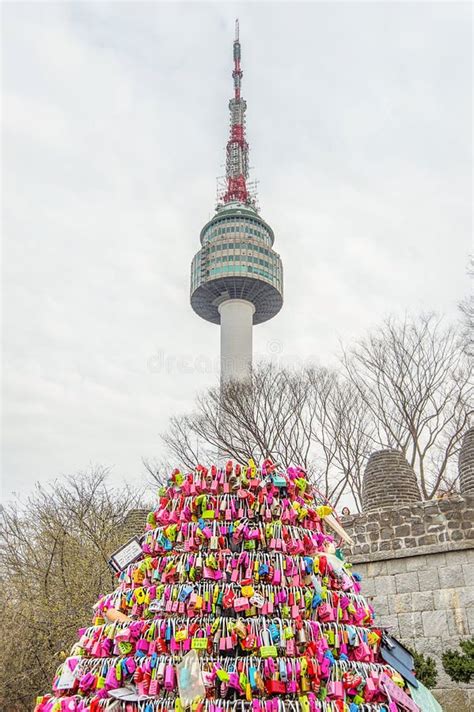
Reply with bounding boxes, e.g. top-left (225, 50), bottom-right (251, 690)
top-left (234, 596), bottom-right (250, 611)
top-left (105, 666), bottom-right (120, 690)
top-left (327, 680), bottom-right (344, 699)
top-left (353, 641), bottom-right (371, 662)
top-left (164, 662), bottom-right (175, 691)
